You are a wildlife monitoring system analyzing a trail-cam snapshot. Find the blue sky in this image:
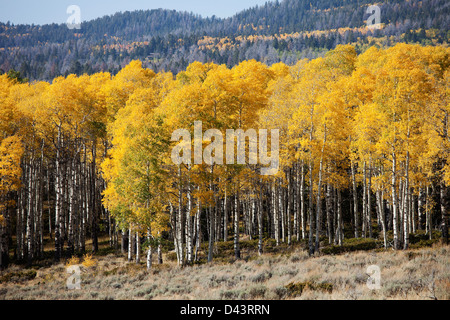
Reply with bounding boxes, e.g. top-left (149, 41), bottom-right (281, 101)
top-left (0, 0), bottom-right (270, 25)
